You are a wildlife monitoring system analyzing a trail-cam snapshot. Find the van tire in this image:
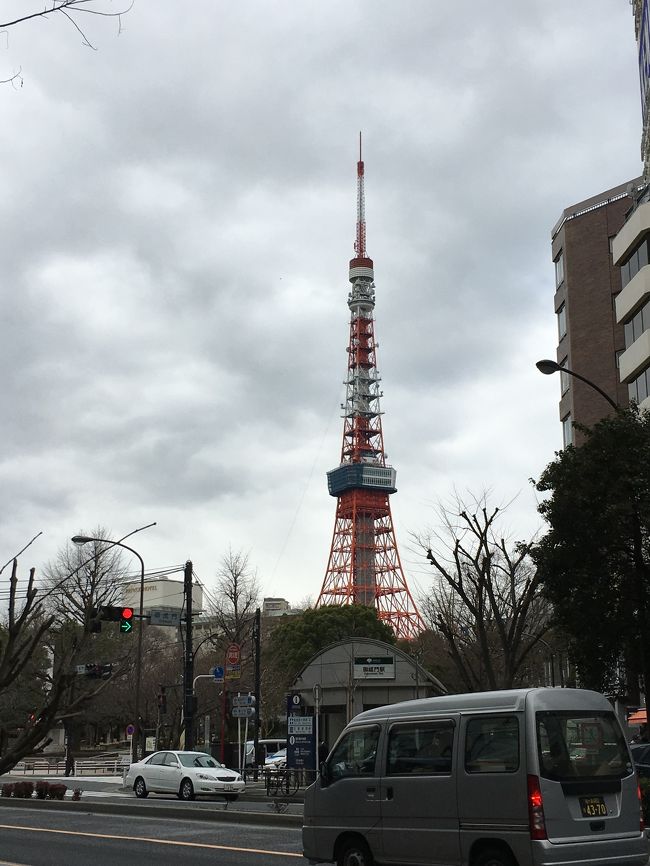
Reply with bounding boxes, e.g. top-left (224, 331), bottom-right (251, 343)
top-left (336, 837), bottom-right (373, 866)
top-left (473, 846), bottom-right (516, 866)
